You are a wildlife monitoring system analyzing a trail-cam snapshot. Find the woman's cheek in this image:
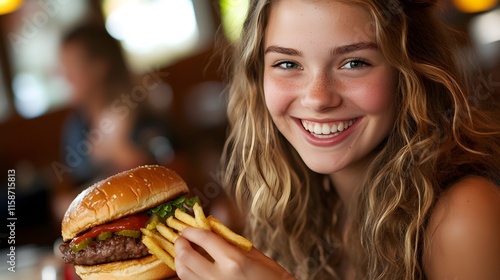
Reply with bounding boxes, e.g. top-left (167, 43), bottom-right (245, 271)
top-left (348, 71), bottom-right (396, 114)
top-left (263, 76), bottom-right (295, 116)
